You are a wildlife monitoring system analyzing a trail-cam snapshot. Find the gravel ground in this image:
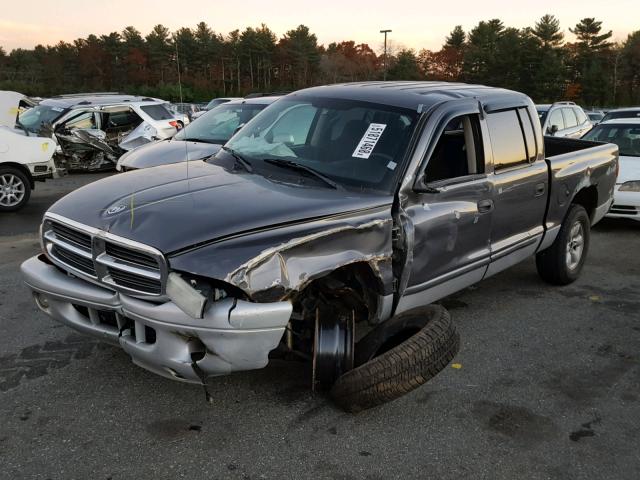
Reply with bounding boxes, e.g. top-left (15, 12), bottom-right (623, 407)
top-left (0, 173), bottom-right (638, 480)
